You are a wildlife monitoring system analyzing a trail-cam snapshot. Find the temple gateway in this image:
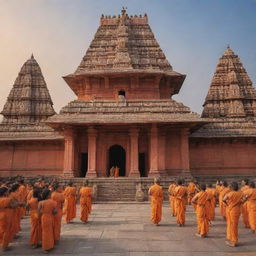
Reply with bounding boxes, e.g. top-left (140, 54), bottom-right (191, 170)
top-left (1, 9), bottom-right (256, 179)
